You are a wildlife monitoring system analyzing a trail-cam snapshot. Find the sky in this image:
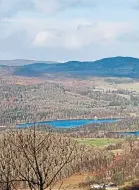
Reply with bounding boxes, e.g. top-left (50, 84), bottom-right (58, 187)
top-left (0, 0), bottom-right (139, 61)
